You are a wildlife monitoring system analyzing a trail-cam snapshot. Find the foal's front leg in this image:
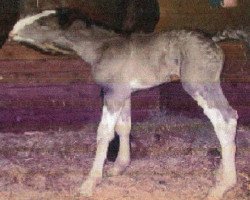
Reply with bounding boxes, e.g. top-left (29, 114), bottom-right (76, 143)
top-left (109, 98), bottom-right (131, 176)
top-left (80, 98), bottom-right (124, 196)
